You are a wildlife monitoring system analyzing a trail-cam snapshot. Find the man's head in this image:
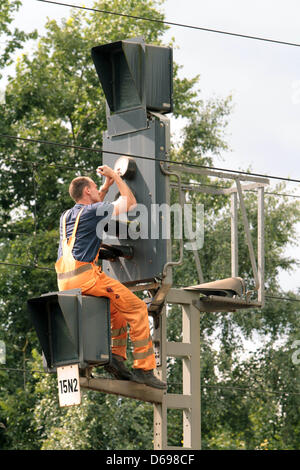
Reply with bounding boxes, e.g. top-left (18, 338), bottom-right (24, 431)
top-left (69, 176), bottom-right (100, 204)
